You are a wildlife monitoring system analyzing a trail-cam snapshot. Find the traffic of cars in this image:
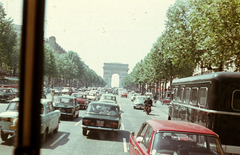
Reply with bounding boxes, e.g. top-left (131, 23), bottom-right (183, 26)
top-left (0, 87), bottom-right (225, 154)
